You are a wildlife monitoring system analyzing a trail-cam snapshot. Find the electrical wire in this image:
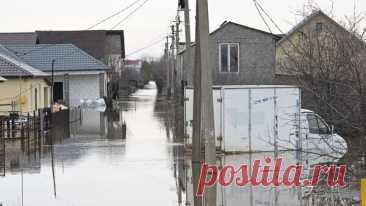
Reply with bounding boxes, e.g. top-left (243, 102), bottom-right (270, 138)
top-left (253, 0), bottom-right (285, 34)
top-left (253, 0), bottom-right (273, 34)
top-left (126, 36), bottom-right (166, 57)
top-left (111, 0), bottom-right (150, 30)
top-left (86, 0), bottom-right (142, 30)
top-left (17, 0), bottom-right (144, 57)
